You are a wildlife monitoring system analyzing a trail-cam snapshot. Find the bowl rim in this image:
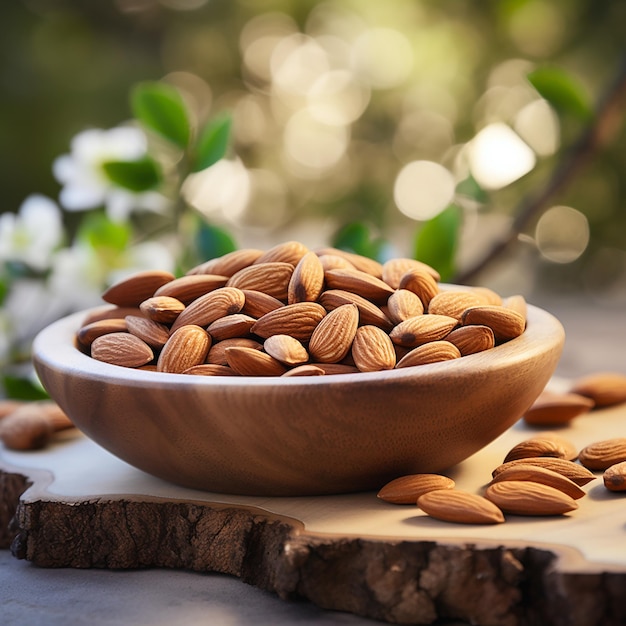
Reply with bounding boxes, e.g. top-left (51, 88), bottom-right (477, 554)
top-left (33, 302), bottom-right (564, 390)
